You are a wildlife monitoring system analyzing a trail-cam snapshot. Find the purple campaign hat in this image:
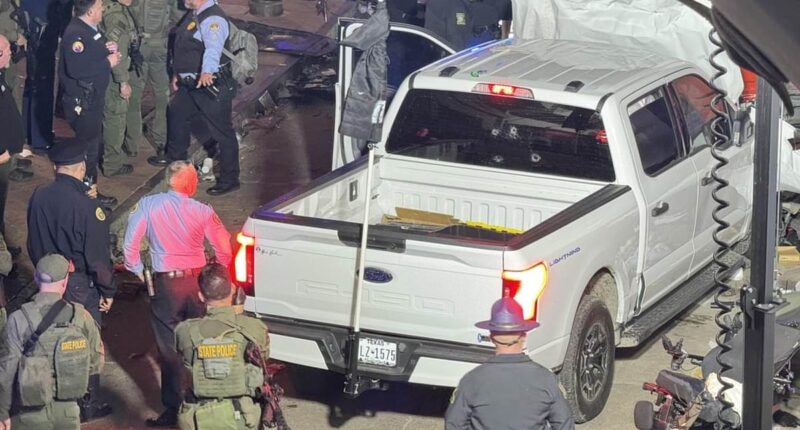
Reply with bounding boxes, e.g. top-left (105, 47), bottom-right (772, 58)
top-left (475, 297), bottom-right (540, 332)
